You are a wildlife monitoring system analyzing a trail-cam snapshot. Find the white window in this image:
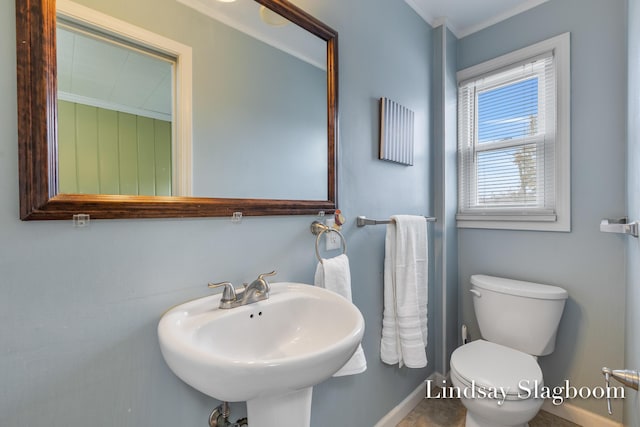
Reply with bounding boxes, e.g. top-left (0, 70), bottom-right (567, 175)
top-left (456, 33), bottom-right (570, 231)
